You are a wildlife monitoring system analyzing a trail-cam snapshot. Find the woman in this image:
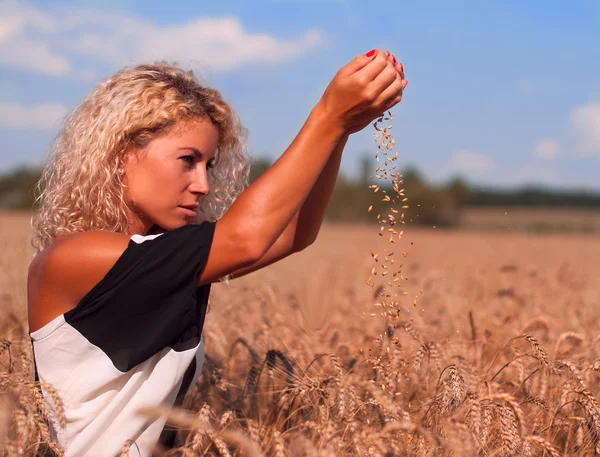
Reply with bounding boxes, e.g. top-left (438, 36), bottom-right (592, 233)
top-left (27, 49), bottom-right (407, 456)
